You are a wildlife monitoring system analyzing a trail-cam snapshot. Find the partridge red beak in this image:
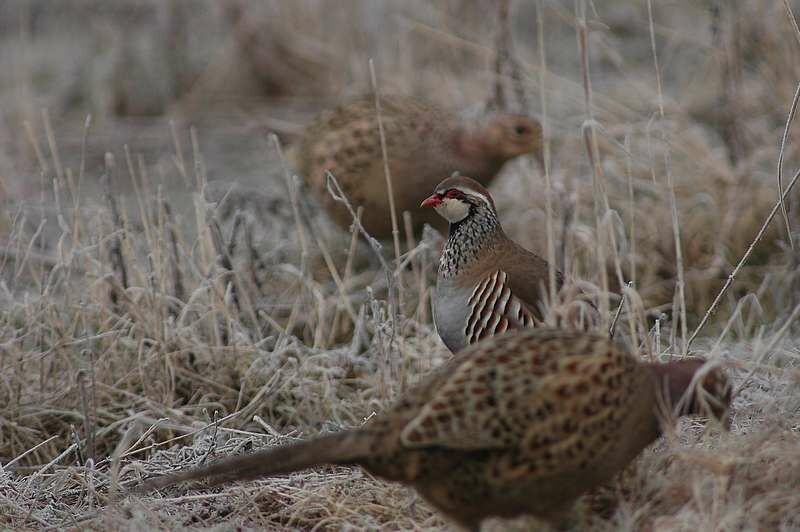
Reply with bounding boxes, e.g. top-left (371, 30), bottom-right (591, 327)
top-left (421, 194), bottom-right (442, 208)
